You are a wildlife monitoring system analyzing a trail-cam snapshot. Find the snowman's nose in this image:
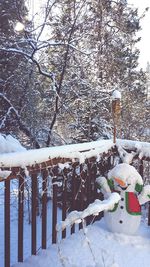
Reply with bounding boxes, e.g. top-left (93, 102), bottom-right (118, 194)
top-left (114, 178), bottom-right (126, 187)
